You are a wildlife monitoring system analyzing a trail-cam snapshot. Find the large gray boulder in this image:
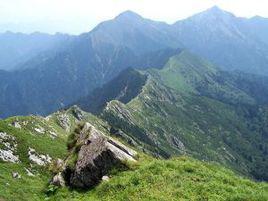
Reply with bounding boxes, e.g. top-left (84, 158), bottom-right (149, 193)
top-left (56, 122), bottom-right (137, 189)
